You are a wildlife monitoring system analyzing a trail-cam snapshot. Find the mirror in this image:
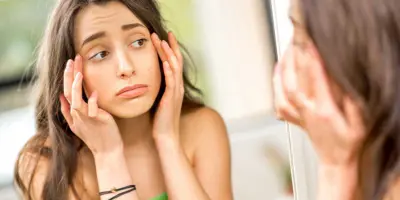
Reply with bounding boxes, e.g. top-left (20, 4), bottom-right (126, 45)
top-left (269, 0), bottom-right (319, 199)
